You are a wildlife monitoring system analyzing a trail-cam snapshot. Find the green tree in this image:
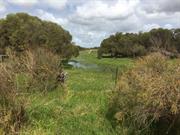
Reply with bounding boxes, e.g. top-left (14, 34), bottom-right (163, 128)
top-left (0, 13), bottom-right (79, 59)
